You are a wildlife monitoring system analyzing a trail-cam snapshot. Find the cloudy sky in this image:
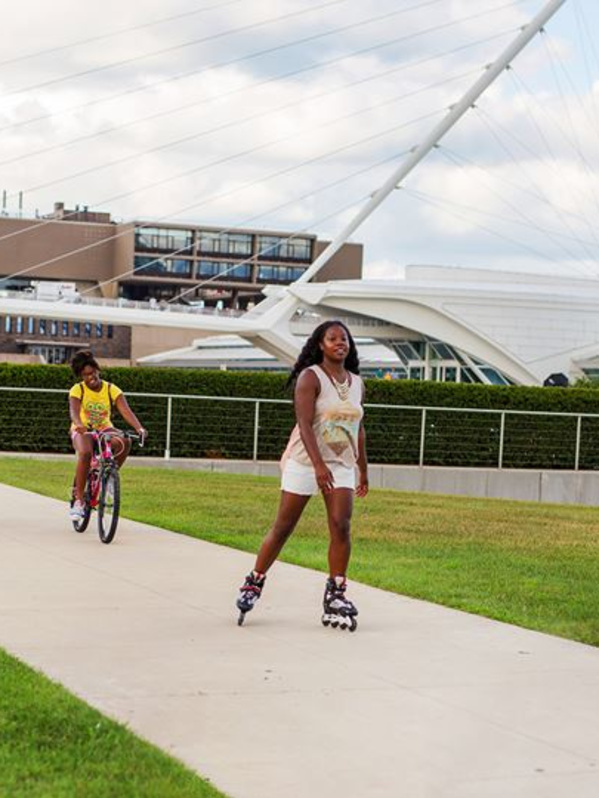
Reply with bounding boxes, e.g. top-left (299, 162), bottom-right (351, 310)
top-left (1, 0), bottom-right (598, 282)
